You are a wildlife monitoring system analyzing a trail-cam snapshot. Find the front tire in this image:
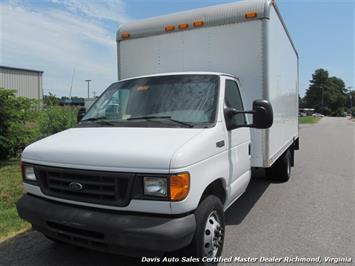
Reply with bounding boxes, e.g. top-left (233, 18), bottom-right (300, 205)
top-left (186, 195), bottom-right (225, 265)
